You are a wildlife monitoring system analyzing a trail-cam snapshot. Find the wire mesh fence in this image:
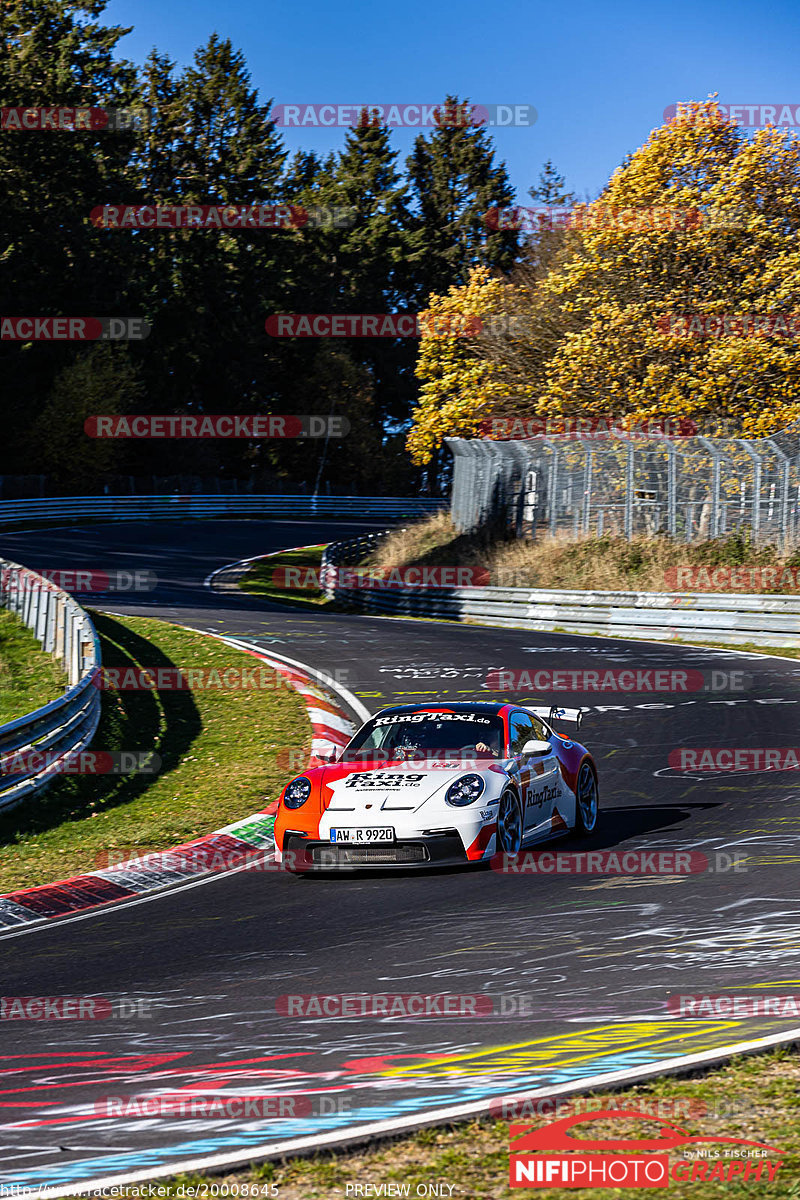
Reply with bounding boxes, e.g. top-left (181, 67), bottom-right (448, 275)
top-left (446, 418), bottom-right (800, 549)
